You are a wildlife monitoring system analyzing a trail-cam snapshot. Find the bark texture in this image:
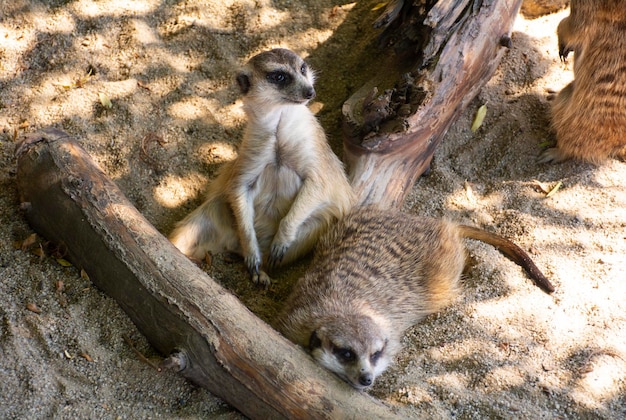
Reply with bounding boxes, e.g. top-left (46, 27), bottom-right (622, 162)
top-left (15, 129), bottom-right (398, 419)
